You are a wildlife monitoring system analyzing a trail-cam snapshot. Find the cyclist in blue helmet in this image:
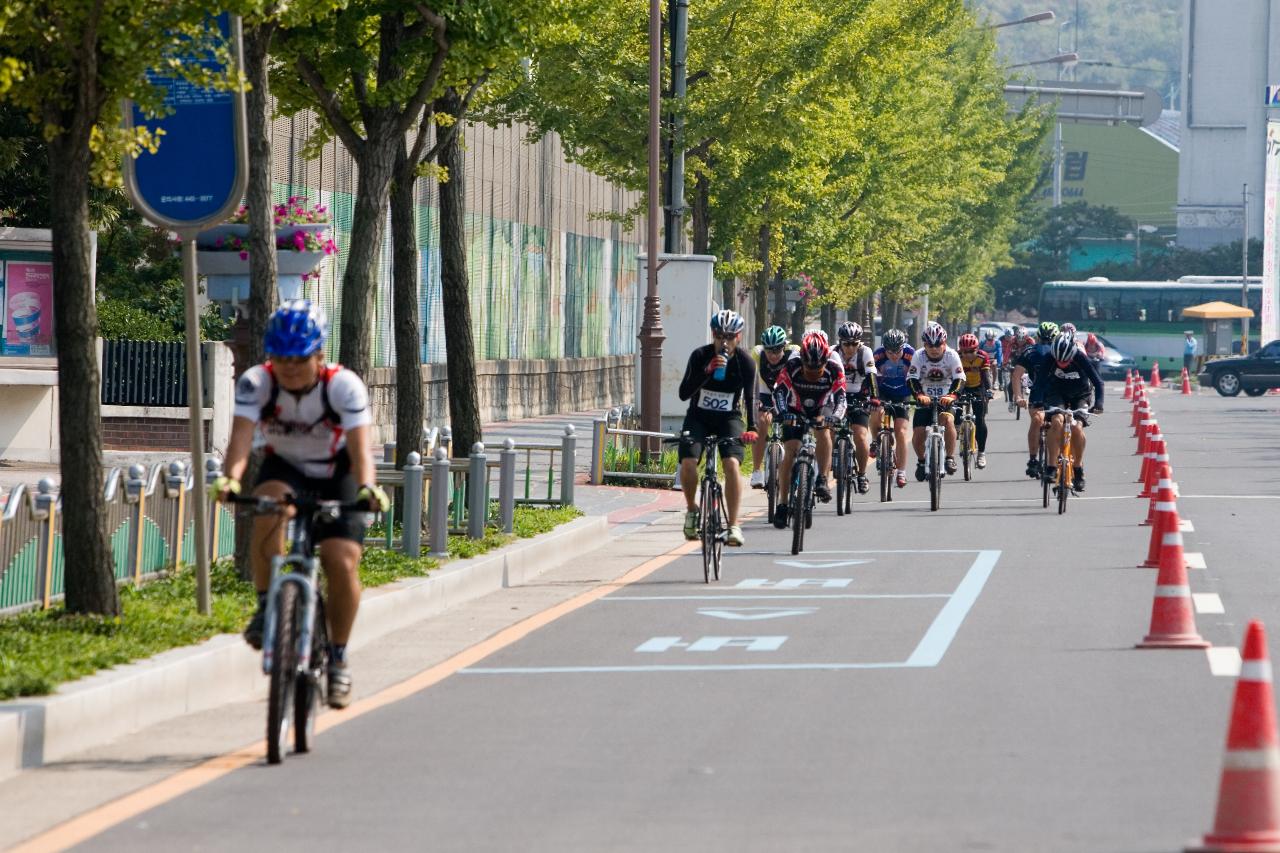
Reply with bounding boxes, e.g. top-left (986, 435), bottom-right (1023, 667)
top-left (211, 300), bottom-right (389, 710)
